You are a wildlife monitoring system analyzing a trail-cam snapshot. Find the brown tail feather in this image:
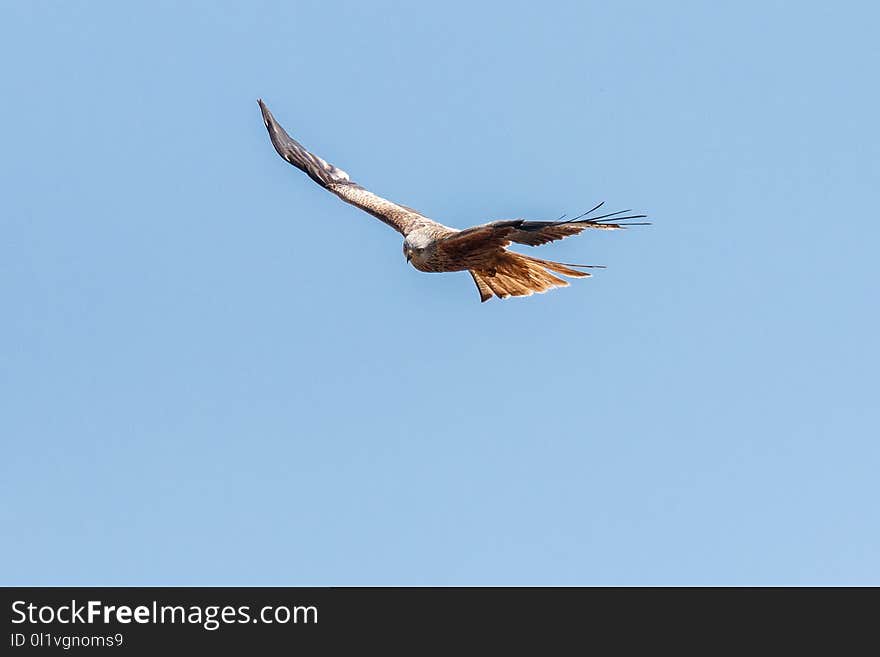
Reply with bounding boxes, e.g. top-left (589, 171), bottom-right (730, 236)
top-left (520, 254), bottom-right (594, 278)
top-left (469, 271), bottom-right (493, 303)
top-left (469, 251), bottom-right (595, 302)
